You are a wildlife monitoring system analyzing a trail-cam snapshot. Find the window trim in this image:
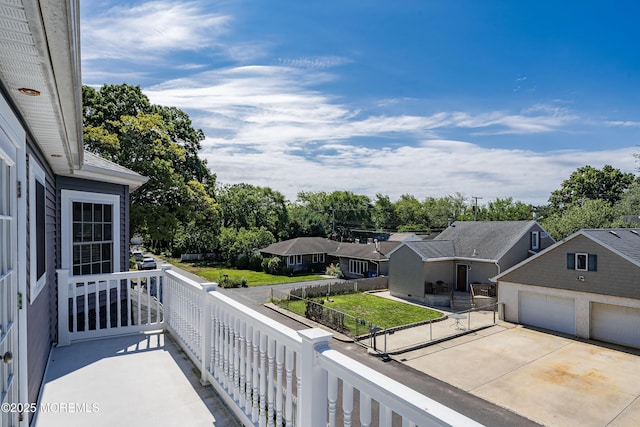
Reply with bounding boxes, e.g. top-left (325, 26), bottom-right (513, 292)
top-left (575, 253), bottom-right (588, 272)
top-left (287, 255), bottom-right (294, 266)
top-left (29, 156), bottom-right (46, 302)
top-left (61, 190), bottom-right (120, 275)
top-left (349, 259), bottom-right (368, 275)
top-left (531, 231), bottom-right (540, 250)
top-left (295, 254), bottom-right (303, 265)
